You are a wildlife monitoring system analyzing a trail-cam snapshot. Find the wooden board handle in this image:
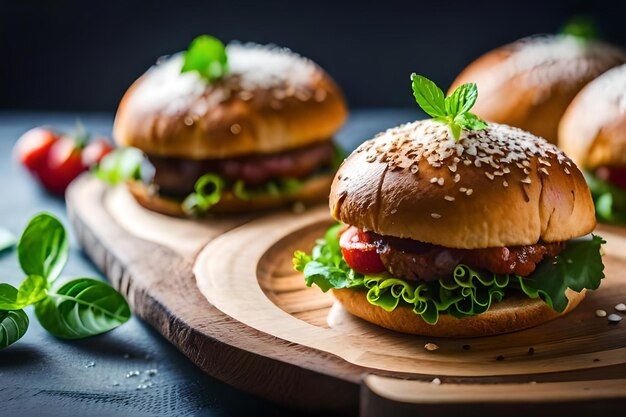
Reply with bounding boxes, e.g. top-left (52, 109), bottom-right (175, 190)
top-left (360, 375), bottom-right (626, 416)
